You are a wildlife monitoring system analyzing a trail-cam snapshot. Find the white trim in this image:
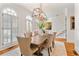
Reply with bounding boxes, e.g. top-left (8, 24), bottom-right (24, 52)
top-left (0, 41), bottom-right (18, 51)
